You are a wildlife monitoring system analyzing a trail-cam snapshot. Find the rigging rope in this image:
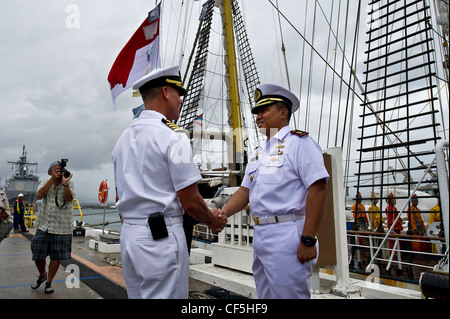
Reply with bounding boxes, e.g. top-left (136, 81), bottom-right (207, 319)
top-left (274, 0), bottom-right (297, 129)
top-left (340, 0), bottom-right (361, 148)
top-left (334, 0), bottom-right (351, 147)
top-left (267, 0), bottom-right (365, 106)
top-left (304, 0), bottom-right (318, 131)
top-left (326, 0), bottom-right (343, 149)
top-left (317, 0), bottom-right (336, 144)
top-left (297, 0), bottom-right (309, 129)
top-left (342, 0), bottom-right (360, 190)
top-left (171, 0), bottom-right (185, 65)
